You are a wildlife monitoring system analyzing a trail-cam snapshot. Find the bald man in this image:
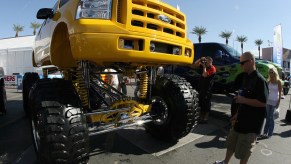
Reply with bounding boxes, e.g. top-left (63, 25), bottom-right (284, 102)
top-left (216, 52), bottom-right (268, 164)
